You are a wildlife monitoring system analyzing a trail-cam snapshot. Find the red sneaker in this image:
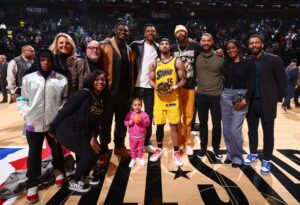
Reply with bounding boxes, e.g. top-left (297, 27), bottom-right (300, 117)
top-left (55, 174), bottom-right (65, 187)
top-left (26, 186), bottom-right (39, 204)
